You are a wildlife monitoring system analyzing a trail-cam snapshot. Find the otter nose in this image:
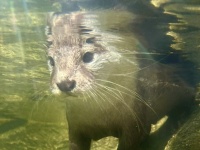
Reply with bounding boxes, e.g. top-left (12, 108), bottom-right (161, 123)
top-left (56, 80), bottom-right (76, 92)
